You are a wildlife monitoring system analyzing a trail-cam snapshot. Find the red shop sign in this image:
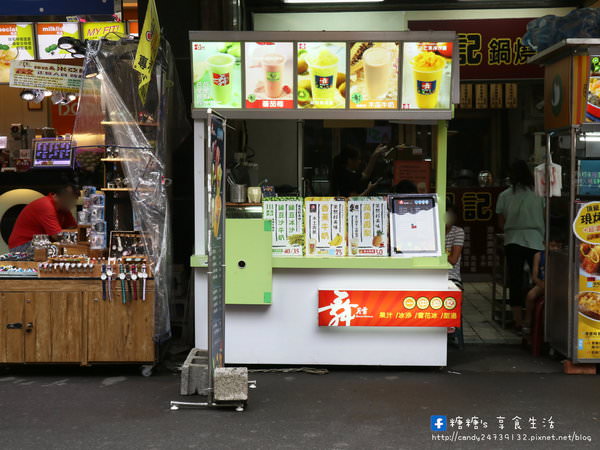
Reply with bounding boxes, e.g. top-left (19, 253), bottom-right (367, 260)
top-left (408, 18), bottom-right (543, 80)
top-left (318, 290), bottom-right (462, 328)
